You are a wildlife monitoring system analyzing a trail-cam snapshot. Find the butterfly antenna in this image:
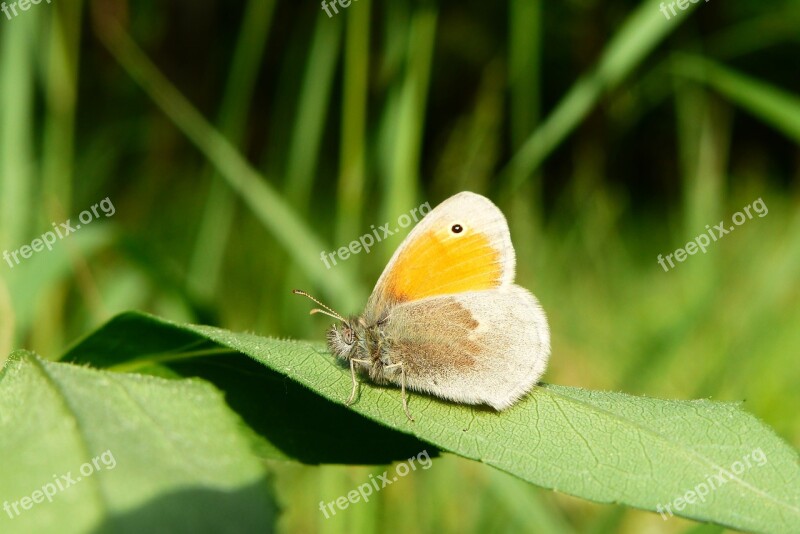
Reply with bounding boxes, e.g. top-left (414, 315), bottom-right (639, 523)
top-left (292, 289), bottom-right (346, 322)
